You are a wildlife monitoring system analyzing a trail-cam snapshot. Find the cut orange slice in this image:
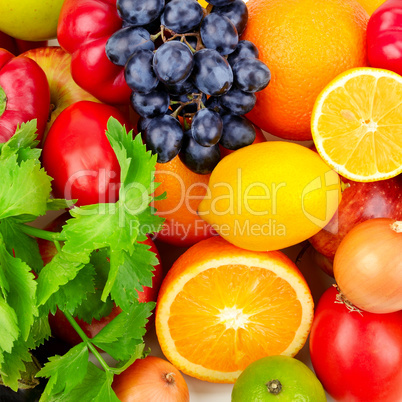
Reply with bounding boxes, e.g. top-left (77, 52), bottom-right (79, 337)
top-left (311, 67), bottom-right (402, 182)
top-left (155, 236), bottom-right (314, 383)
